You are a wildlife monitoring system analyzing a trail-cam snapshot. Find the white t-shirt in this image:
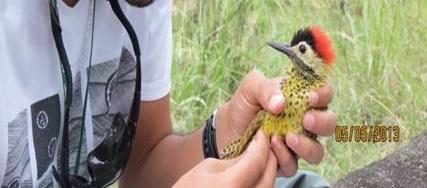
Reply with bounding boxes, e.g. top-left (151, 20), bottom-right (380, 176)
top-left (0, 0), bottom-right (172, 187)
